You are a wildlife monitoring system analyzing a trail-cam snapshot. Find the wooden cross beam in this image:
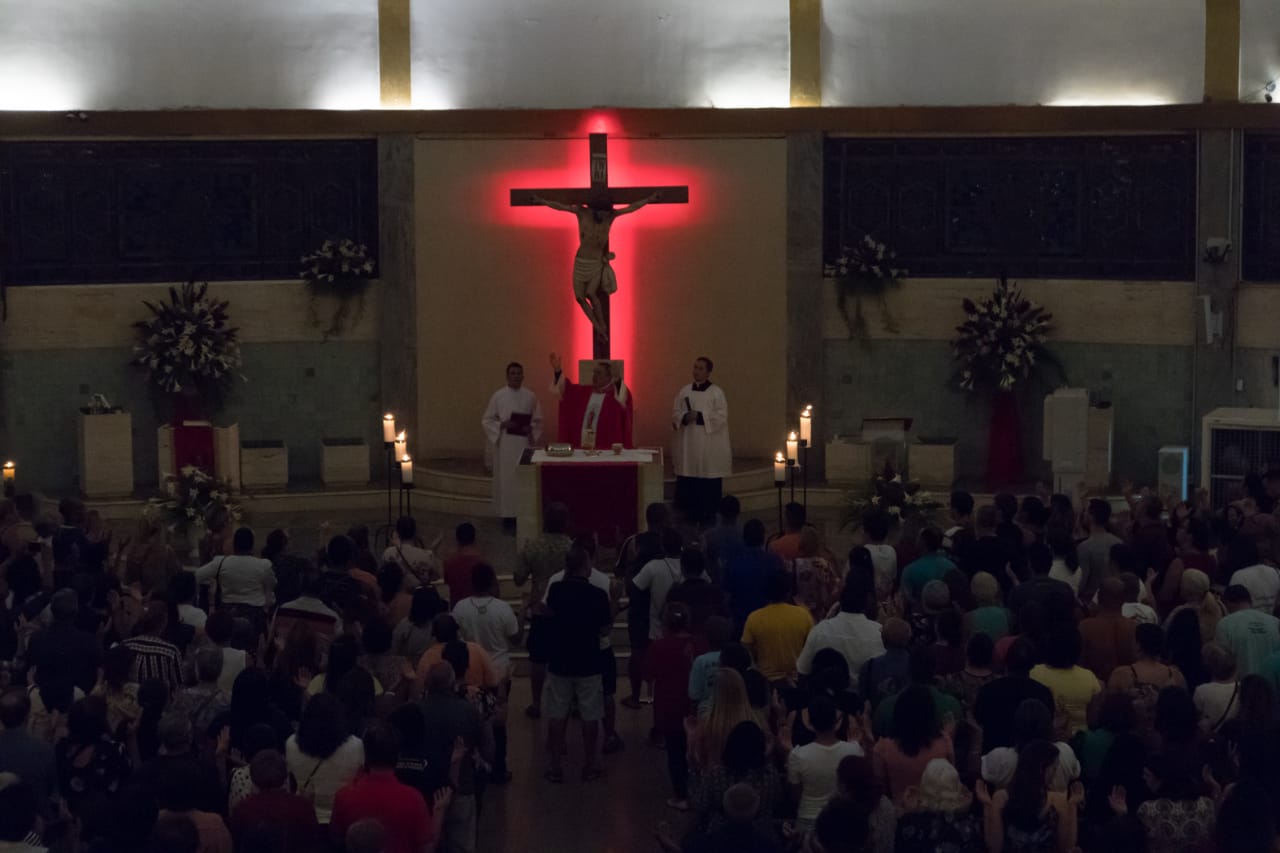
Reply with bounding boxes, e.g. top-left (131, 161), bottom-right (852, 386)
top-left (510, 133), bottom-right (688, 358)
